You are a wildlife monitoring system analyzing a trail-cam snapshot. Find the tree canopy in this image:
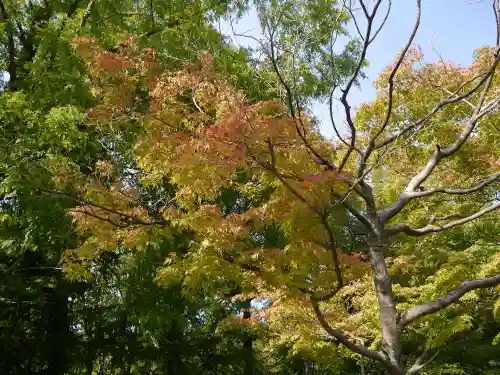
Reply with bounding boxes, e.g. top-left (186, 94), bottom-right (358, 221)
top-left (1, 0), bottom-right (499, 375)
